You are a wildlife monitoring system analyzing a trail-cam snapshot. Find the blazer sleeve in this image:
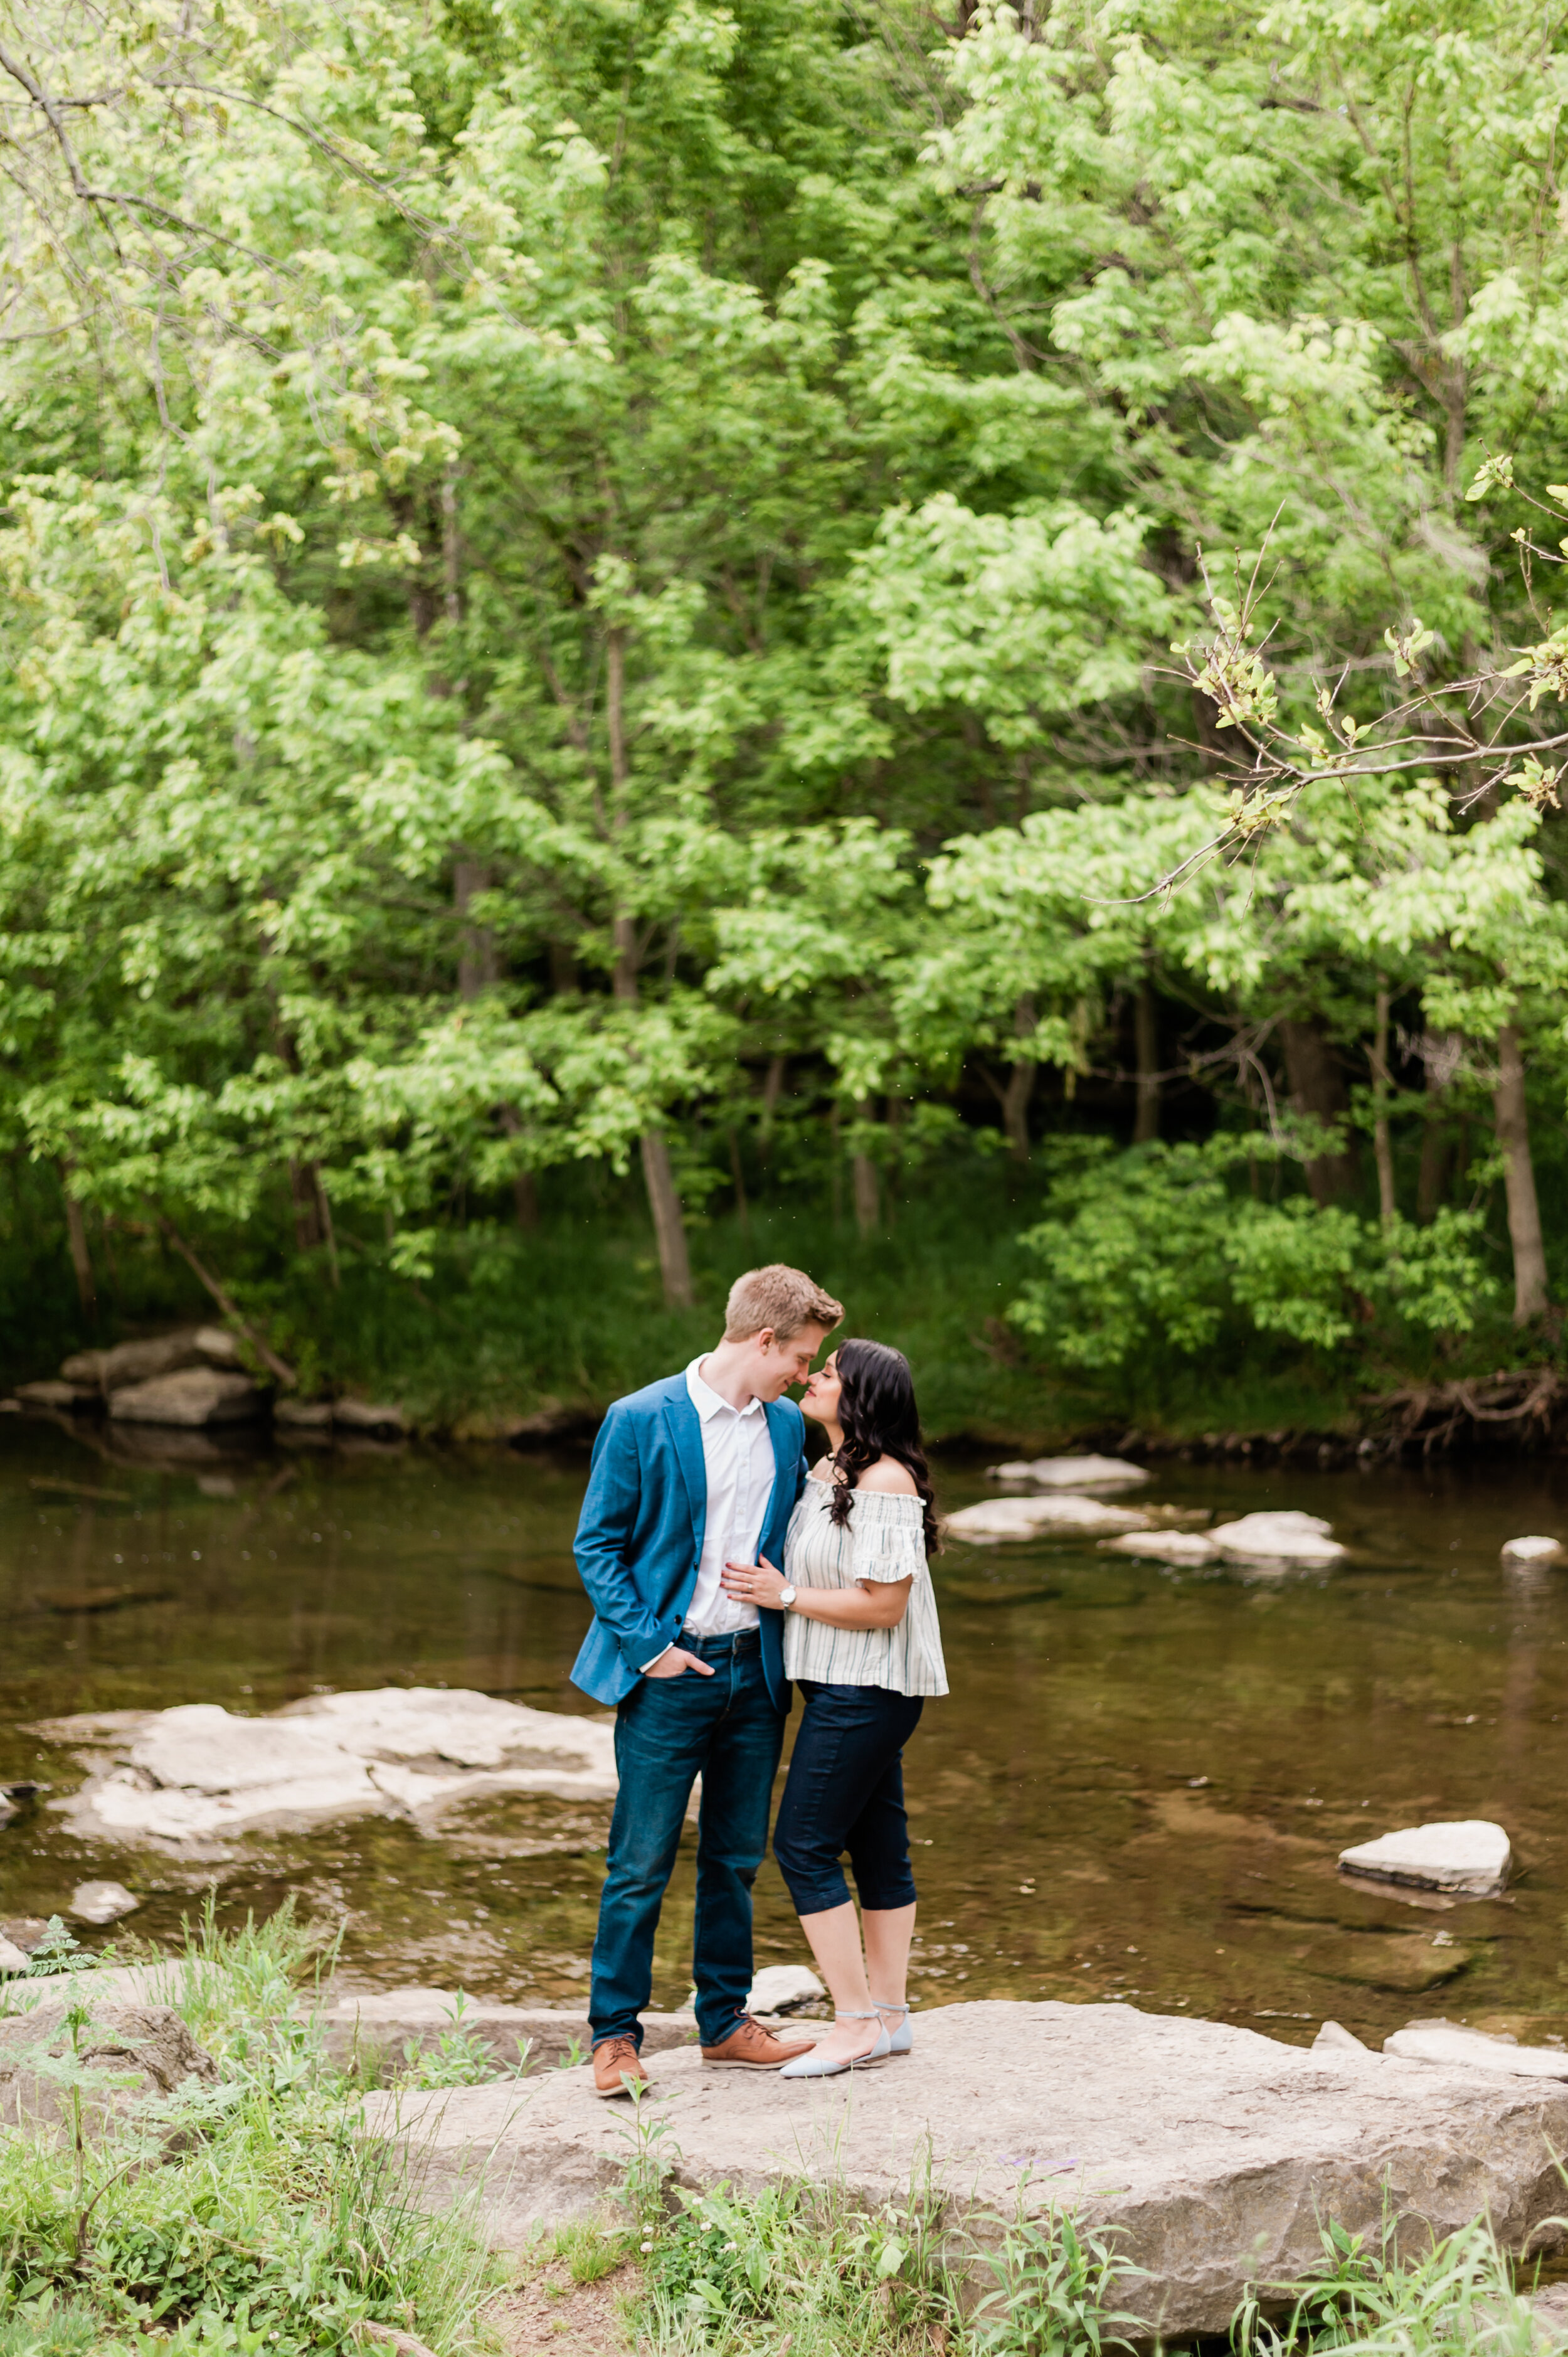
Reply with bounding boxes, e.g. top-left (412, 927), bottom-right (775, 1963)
top-left (573, 1408), bottom-right (669, 1674)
